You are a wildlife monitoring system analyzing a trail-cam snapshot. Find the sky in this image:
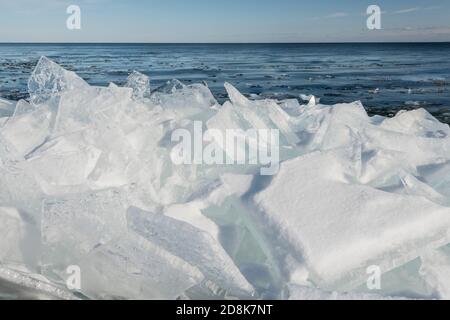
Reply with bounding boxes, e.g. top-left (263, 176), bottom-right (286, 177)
top-left (0, 0), bottom-right (449, 42)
